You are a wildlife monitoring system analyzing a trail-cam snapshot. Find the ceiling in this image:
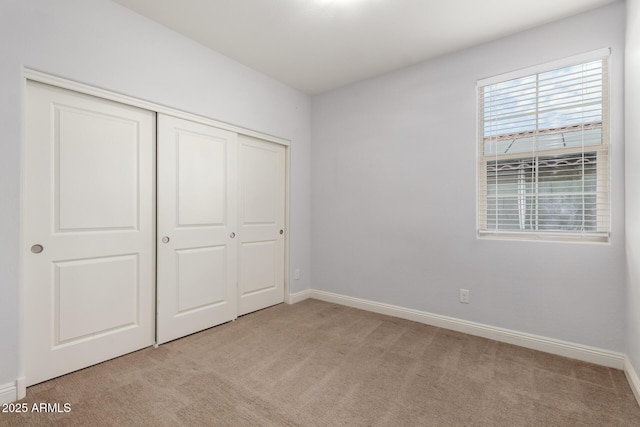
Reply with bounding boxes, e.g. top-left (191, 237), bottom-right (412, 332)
top-left (113, 0), bottom-right (617, 95)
